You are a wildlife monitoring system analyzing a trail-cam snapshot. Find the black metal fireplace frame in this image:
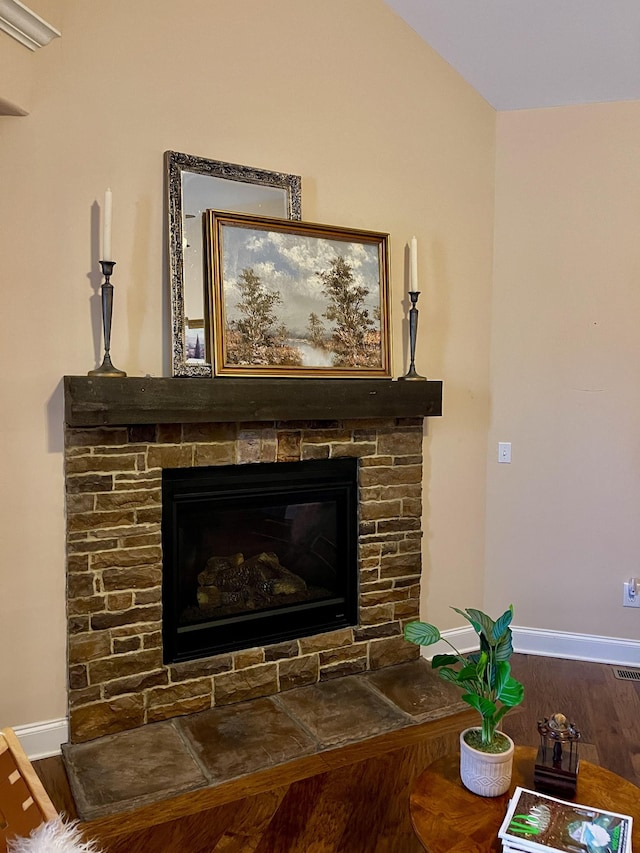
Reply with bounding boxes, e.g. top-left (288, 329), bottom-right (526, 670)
top-left (161, 457), bottom-right (359, 663)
